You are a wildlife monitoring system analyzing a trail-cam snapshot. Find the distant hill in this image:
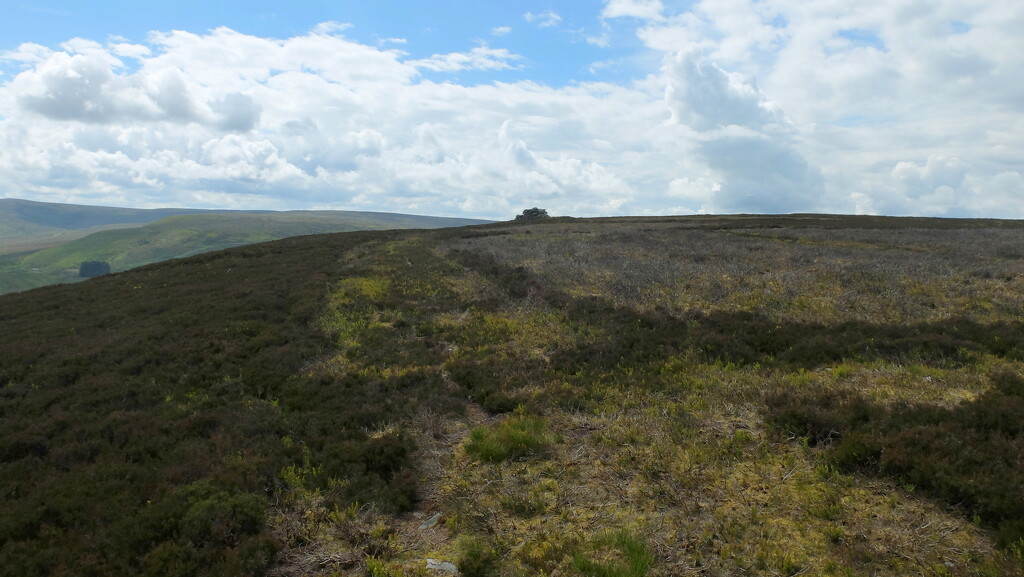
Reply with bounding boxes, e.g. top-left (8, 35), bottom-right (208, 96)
top-left (0, 198), bottom-right (207, 243)
top-left (0, 199), bottom-right (489, 294)
top-left (1, 214), bottom-right (1023, 576)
